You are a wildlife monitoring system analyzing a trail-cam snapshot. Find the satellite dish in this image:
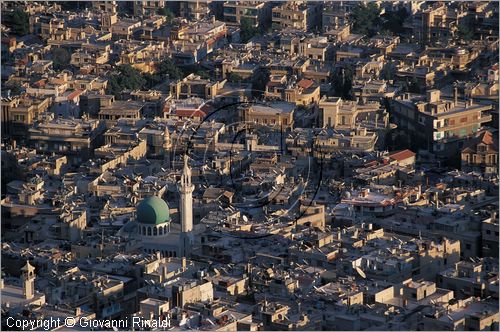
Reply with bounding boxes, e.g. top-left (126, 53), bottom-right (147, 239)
top-left (242, 215), bottom-right (249, 222)
top-left (356, 267), bottom-right (367, 279)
